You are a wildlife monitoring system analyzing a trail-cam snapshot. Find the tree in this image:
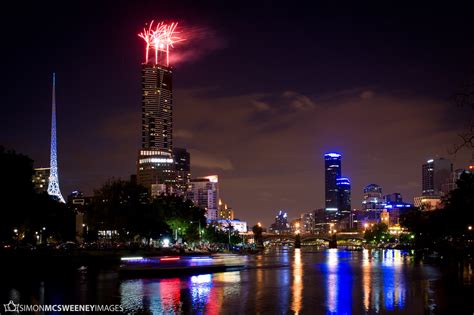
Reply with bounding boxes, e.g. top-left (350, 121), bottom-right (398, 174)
top-left (0, 146), bottom-right (36, 240)
top-left (252, 224), bottom-right (264, 247)
top-left (0, 146), bottom-right (74, 243)
top-left (364, 223), bottom-right (390, 244)
top-left (86, 179), bottom-right (151, 240)
top-left (400, 172), bottom-right (474, 252)
top-left (451, 77), bottom-right (474, 153)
